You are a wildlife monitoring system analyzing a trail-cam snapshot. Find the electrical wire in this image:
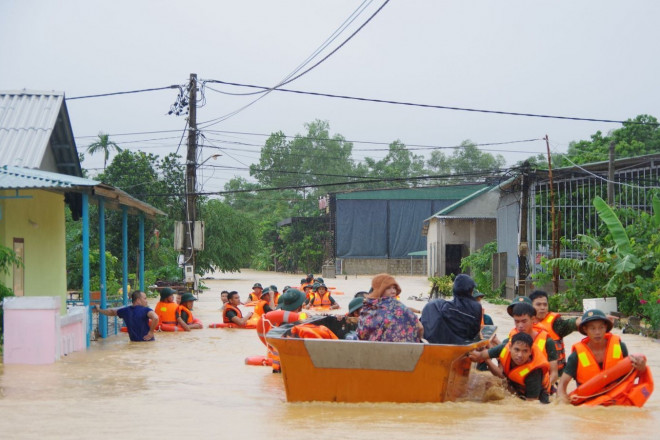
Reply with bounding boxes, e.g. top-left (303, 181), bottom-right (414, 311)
top-left (134, 168), bottom-right (513, 198)
top-left (197, 0), bottom-right (391, 128)
top-left (203, 80), bottom-right (660, 126)
top-left (67, 85), bottom-right (180, 100)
